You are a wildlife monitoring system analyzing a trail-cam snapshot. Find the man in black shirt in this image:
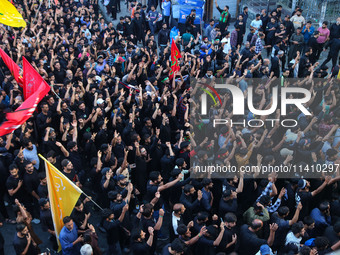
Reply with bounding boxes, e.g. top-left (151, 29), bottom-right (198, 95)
top-left (43, 128), bottom-right (69, 158)
top-left (324, 223), bottom-right (340, 246)
top-left (7, 164), bottom-right (26, 204)
top-left (185, 9), bottom-right (196, 36)
top-left (131, 226), bottom-right (154, 255)
top-left (36, 102), bottom-right (52, 136)
top-left (51, 61), bottom-right (66, 84)
top-left (158, 23), bottom-right (170, 51)
top-left (145, 170), bottom-right (183, 210)
top-left (67, 141), bottom-right (83, 176)
top-left (161, 238), bottom-right (184, 255)
top-left (180, 184), bottom-right (202, 223)
top-left (23, 161), bottom-right (40, 221)
top-left (116, 17), bottom-right (126, 37)
top-left (217, 213), bottom-right (237, 254)
top-left (134, 142), bottom-right (149, 197)
top-left (71, 200), bottom-right (91, 231)
top-left (39, 198), bottom-right (58, 251)
top-left (295, 178), bottom-right (330, 220)
top-left (37, 173), bottom-right (48, 199)
top-left (102, 205), bottom-right (129, 255)
top-left (124, 16), bottom-right (134, 39)
top-left (238, 219), bottom-right (278, 254)
top-left (314, 236), bottom-right (340, 255)
top-left (61, 159), bottom-right (81, 188)
top-left (13, 224), bottom-right (37, 255)
top-left (219, 189), bottom-right (238, 216)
